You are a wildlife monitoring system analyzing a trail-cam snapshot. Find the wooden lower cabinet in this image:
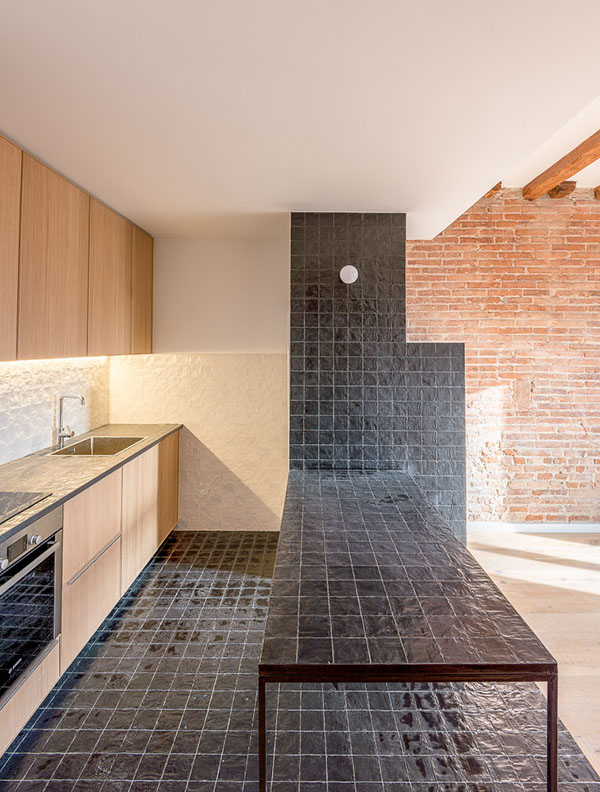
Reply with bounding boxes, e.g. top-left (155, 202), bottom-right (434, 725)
top-left (121, 434), bottom-right (180, 594)
top-left (63, 469), bottom-right (122, 585)
top-left (0, 435), bottom-right (180, 759)
top-left (61, 538), bottom-right (121, 673)
top-left (158, 431), bottom-right (179, 543)
top-left (121, 445), bottom-right (159, 594)
top-left (60, 471), bottom-right (122, 674)
top-left (0, 641), bottom-right (60, 757)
